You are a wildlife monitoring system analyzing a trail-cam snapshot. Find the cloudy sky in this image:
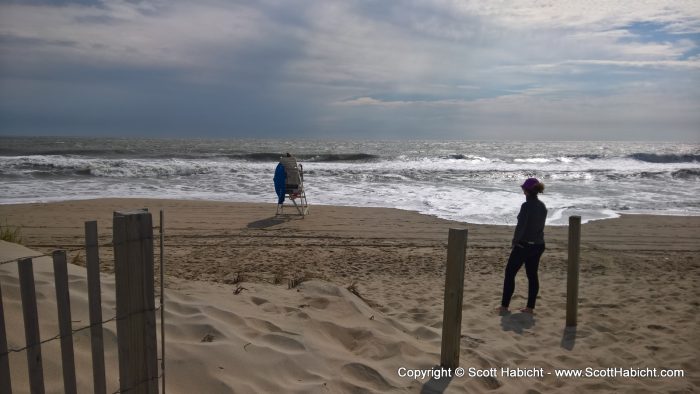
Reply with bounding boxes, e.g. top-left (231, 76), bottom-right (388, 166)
top-left (0, 0), bottom-right (698, 140)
